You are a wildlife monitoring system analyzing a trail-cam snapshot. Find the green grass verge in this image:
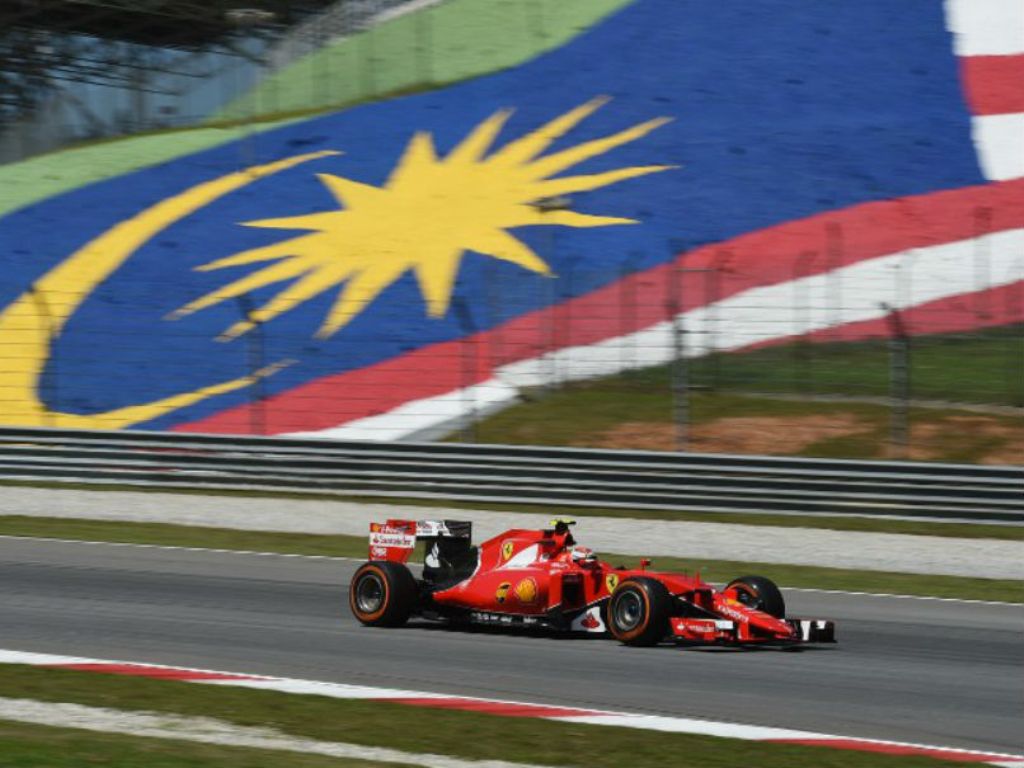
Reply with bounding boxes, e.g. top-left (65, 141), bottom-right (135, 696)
top-left (3, 478), bottom-right (1022, 541)
top-left (0, 721), bottom-right (396, 768)
top-left (2, 516), bottom-right (1019, 603)
top-left (0, 666), bottom-right (984, 768)
top-left (477, 389), bottom-right (1023, 460)
top-left (0, 117), bottom-right (302, 218)
top-left (471, 372), bottom-right (1022, 465)
top-left (469, 326), bottom-right (1023, 463)
top-left (681, 325), bottom-right (1023, 407)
